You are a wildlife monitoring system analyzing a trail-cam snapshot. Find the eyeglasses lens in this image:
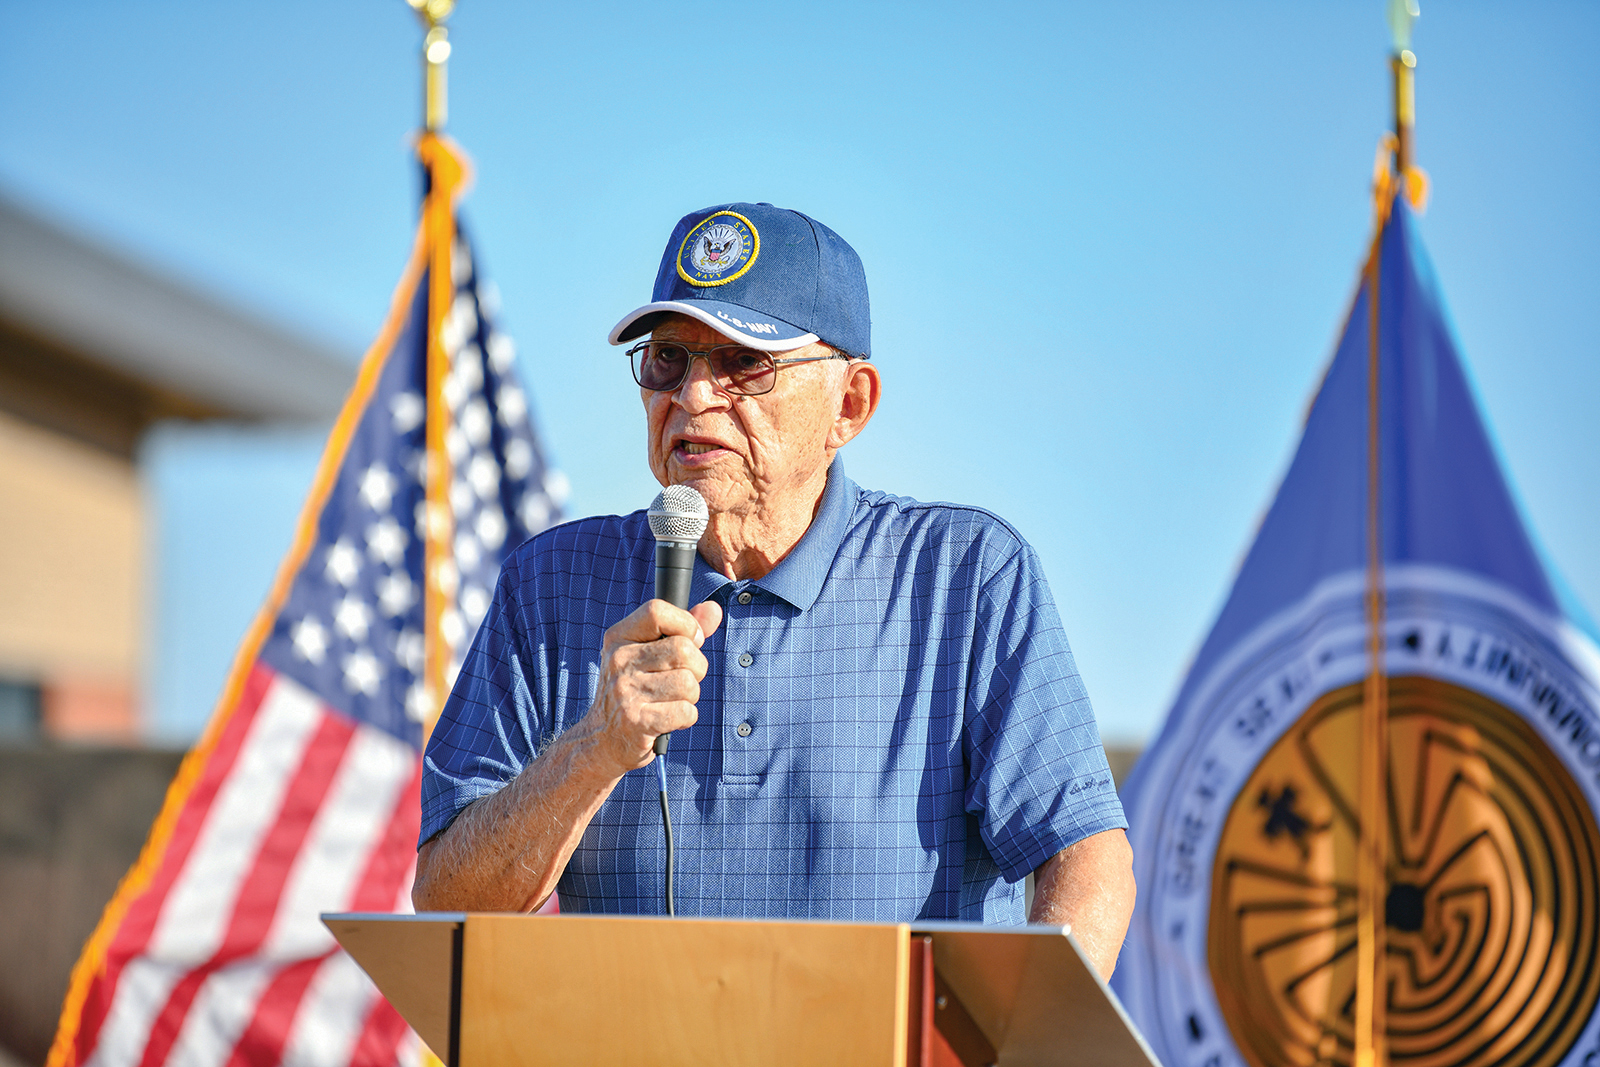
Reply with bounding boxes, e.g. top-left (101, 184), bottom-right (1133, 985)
top-left (633, 343), bottom-right (776, 394)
